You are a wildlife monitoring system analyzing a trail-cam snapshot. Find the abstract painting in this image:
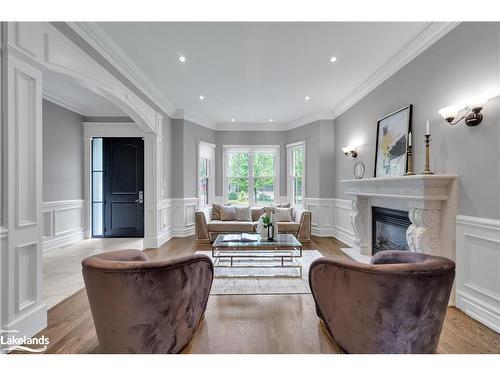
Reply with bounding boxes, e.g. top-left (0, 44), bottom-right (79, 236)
top-left (374, 105), bottom-right (412, 177)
